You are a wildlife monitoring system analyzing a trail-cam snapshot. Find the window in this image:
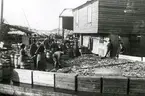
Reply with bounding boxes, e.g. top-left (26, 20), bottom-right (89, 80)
top-left (75, 10), bottom-right (79, 26)
top-left (87, 5), bottom-right (92, 23)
